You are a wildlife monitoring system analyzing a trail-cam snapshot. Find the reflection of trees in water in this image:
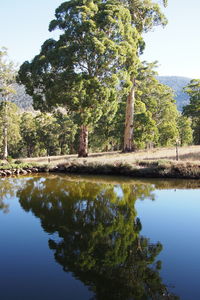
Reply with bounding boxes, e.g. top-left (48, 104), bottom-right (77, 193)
top-left (0, 201), bottom-right (8, 213)
top-left (18, 177), bottom-right (178, 300)
top-left (0, 177), bottom-right (27, 213)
